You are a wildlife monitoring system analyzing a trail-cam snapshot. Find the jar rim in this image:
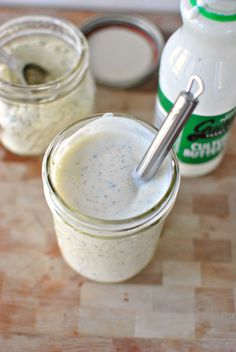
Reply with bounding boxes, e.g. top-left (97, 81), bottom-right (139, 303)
top-left (42, 113), bottom-right (180, 236)
top-left (0, 15), bottom-right (89, 102)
